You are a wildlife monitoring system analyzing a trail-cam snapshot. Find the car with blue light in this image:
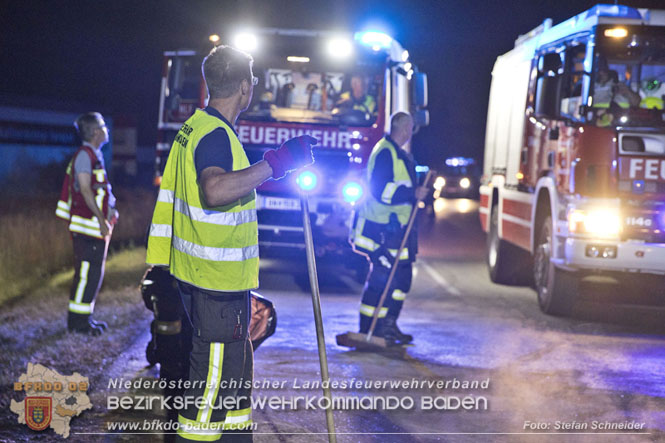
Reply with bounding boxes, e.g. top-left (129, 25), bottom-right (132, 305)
top-left (432, 157), bottom-right (480, 199)
top-left (155, 28), bottom-right (429, 260)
